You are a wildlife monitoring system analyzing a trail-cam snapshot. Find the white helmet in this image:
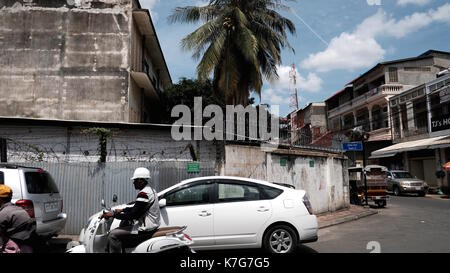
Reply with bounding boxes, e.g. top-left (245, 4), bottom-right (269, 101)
top-left (131, 167), bottom-right (151, 180)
